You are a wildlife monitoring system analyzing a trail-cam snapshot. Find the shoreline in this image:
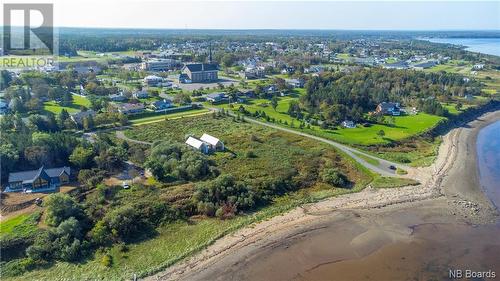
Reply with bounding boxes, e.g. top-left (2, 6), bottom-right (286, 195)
top-left (145, 110), bottom-right (500, 281)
